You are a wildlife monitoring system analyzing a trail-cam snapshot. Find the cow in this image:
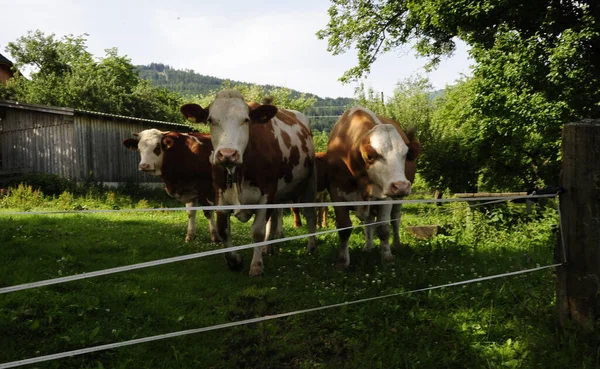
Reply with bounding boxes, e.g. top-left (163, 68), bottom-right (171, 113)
top-left (122, 129), bottom-right (220, 243)
top-left (180, 89), bottom-right (317, 276)
top-left (325, 107), bottom-right (421, 268)
top-left (291, 151), bottom-right (329, 228)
